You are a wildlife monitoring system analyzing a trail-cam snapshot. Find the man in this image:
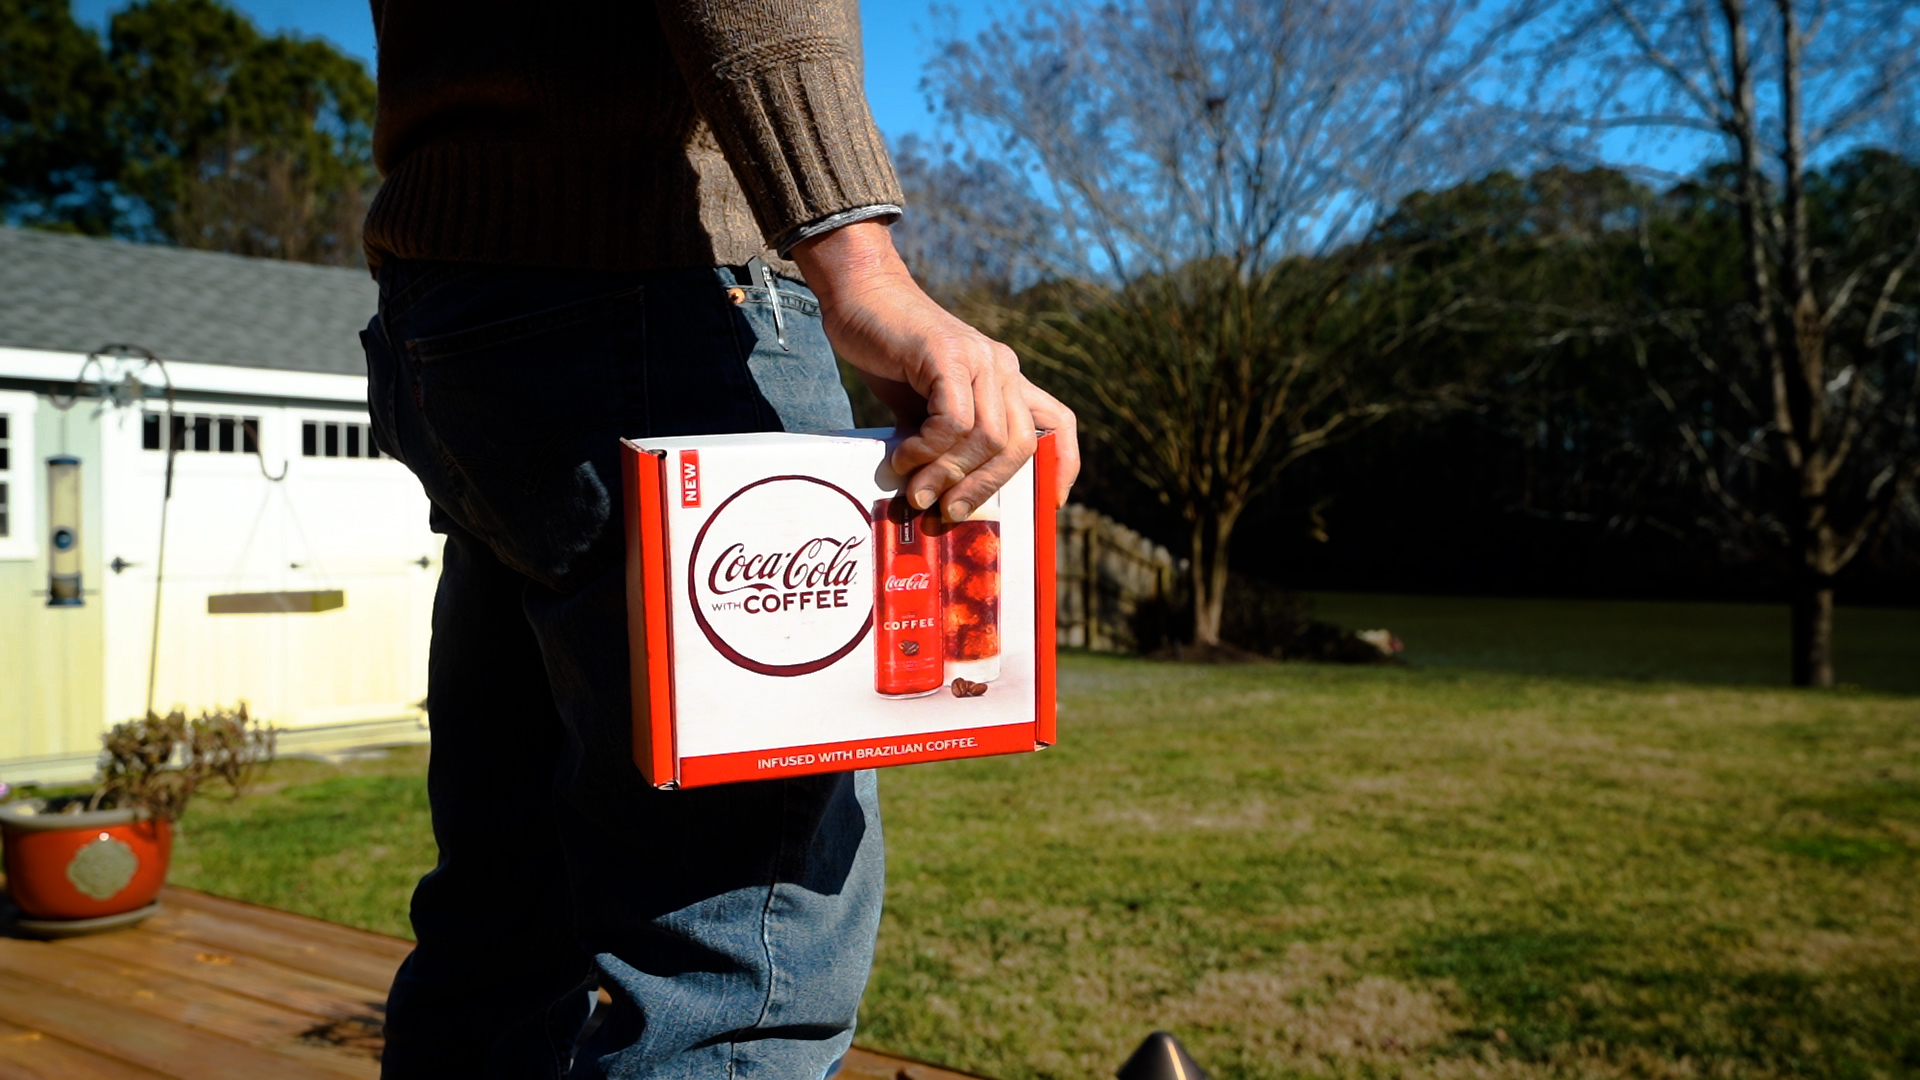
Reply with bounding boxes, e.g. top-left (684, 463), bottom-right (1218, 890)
top-left (357, 1), bottom-right (1078, 1077)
